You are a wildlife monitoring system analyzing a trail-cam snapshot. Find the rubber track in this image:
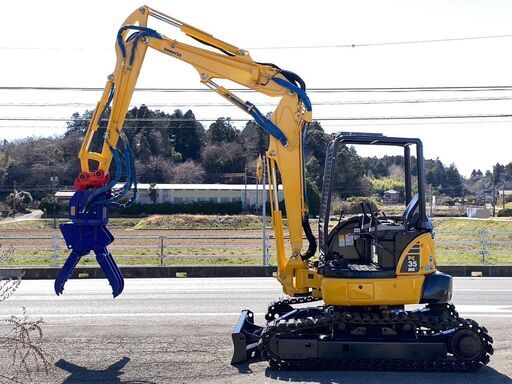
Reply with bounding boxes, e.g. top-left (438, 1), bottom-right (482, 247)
top-left (260, 303), bottom-right (494, 372)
